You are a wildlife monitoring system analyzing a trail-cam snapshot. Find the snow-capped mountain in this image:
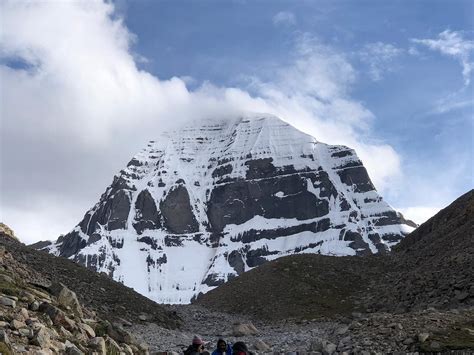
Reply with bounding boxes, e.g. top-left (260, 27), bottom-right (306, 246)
top-left (40, 114), bottom-right (416, 304)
